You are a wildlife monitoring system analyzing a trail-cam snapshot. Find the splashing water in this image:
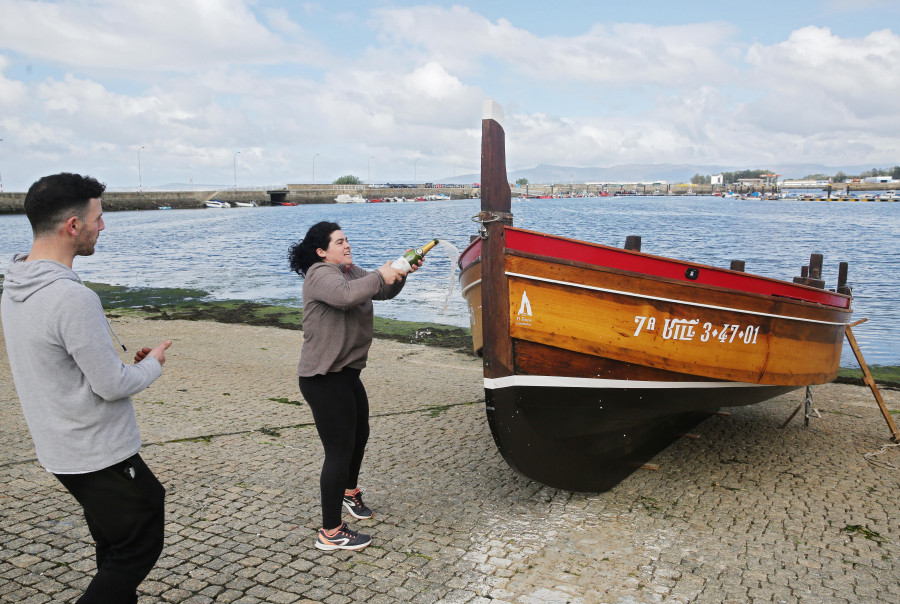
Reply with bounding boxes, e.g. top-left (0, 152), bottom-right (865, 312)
top-left (435, 239), bottom-right (460, 310)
